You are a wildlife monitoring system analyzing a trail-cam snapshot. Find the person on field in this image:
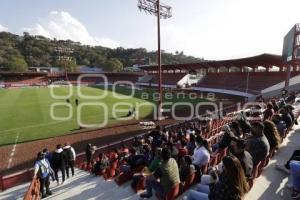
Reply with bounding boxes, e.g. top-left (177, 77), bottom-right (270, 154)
top-left (52, 144), bottom-right (67, 184)
top-left (75, 98), bottom-right (79, 106)
top-left (33, 152), bottom-right (53, 199)
top-left (63, 142), bottom-right (76, 177)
